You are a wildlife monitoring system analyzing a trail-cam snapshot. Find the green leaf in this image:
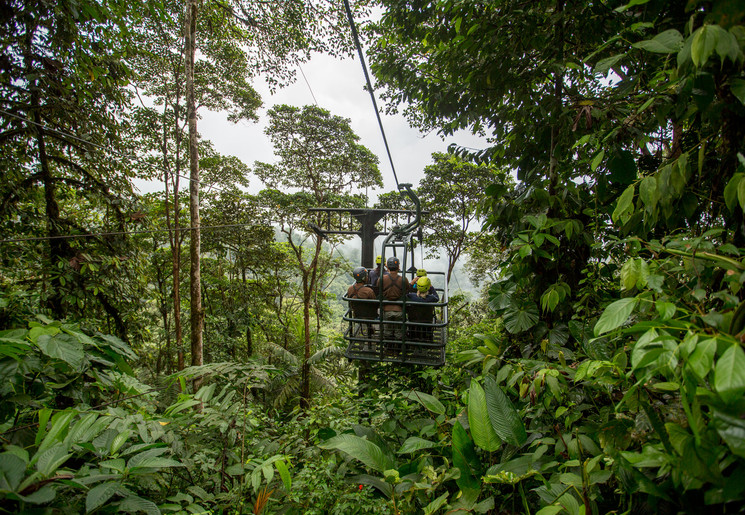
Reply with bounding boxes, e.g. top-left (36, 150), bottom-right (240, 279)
top-left (503, 304), bottom-right (539, 334)
top-left (691, 25), bottom-right (719, 67)
top-left (0, 453), bottom-right (26, 492)
top-left (591, 150), bottom-right (605, 171)
top-left (687, 338), bottom-right (716, 379)
top-left (403, 390), bottom-right (445, 415)
top-left (535, 507), bottom-right (564, 515)
top-left (86, 482), bottom-right (120, 513)
top-left (119, 495), bottom-right (160, 515)
top-left (714, 344), bottom-right (745, 404)
top-left (275, 459), bottom-right (291, 492)
top-left (468, 380), bottom-right (501, 451)
top-left (655, 300), bottom-right (676, 321)
top-left (129, 457), bottom-right (182, 471)
top-left (398, 437), bottom-right (438, 454)
top-left (639, 176), bottom-right (658, 212)
top-left (713, 408), bottom-right (745, 458)
top-left (632, 29), bottom-right (683, 53)
top-left (483, 376), bottom-right (527, 446)
top-left (594, 54), bottom-right (624, 75)
top-left (18, 485), bottom-right (55, 504)
top-left (612, 184), bottom-right (635, 225)
top-left (423, 492), bottom-right (449, 515)
top-left (452, 421), bottom-right (481, 491)
top-left (318, 434), bottom-right (394, 472)
top-left (594, 297), bottom-right (638, 336)
top-left (126, 447), bottom-right (168, 469)
top-left (724, 174), bottom-right (744, 212)
top-left (36, 334), bottom-right (85, 370)
top-left (35, 443), bottom-right (71, 476)
top-left (35, 410), bottom-right (75, 457)
top-left (731, 79), bottom-right (745, 106)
